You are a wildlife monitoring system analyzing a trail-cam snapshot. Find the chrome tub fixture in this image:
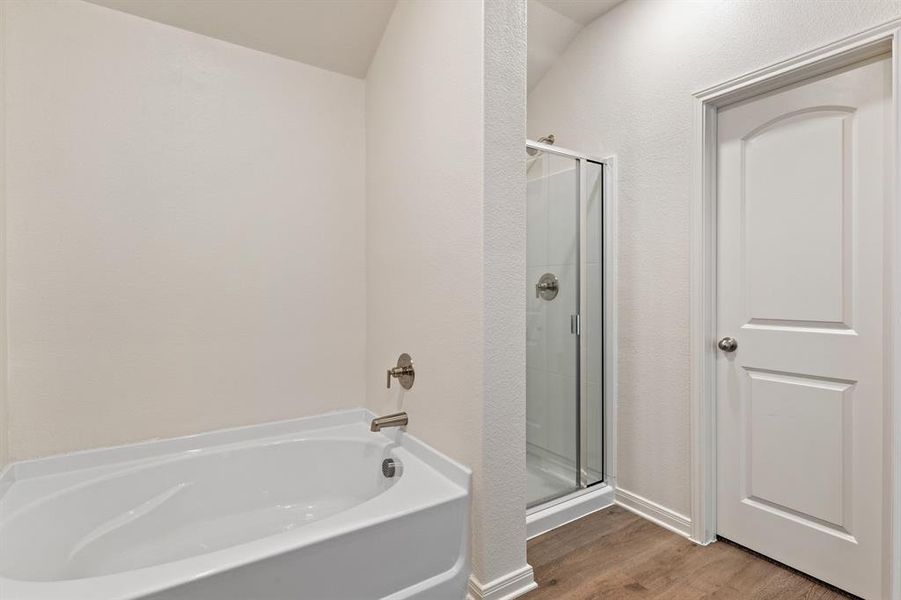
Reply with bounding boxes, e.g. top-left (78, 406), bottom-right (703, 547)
top-left (370, 412), bottom-right (408, 432)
